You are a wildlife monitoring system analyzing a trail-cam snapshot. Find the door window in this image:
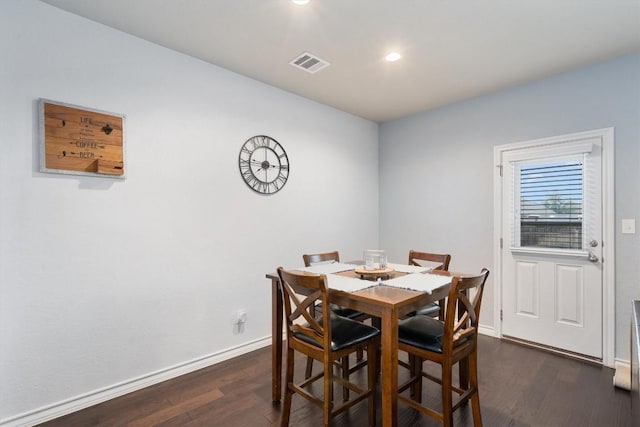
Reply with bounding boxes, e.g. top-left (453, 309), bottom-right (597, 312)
top-left (513, 157), bottom-right (584, 250)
